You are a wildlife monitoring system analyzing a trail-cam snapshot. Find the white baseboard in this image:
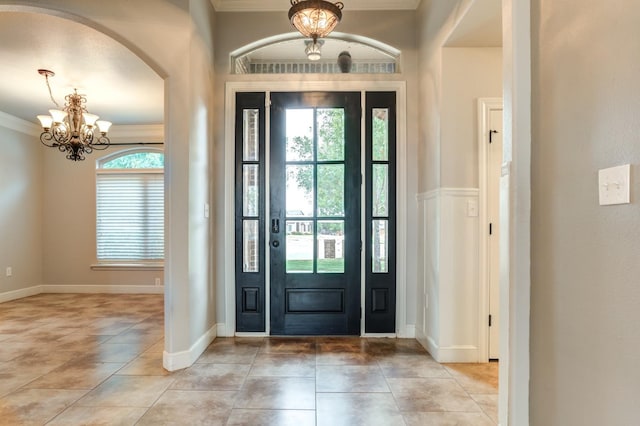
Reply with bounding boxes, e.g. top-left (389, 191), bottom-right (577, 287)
top-left (216, 323), bottom-right (229, 337)
top-left (0, 284), bottom-right (165, 304)
top-left (424, 336), bottom-right (479, 363)
top-left (425, 335), bottom-right (440, 360)
top-left (227, 325), bottom-right (414, 339)
top-left (163, 324), bottom-right (217, 371)
top-left (415, 326), bottom-right (429, 351)
top-left (401, 324), bottom-right (416, 338)
top-left (436, 345), bottom-right (479, 363)
top-left (40, 284), bottom-right (164, 294)
top-left (363, 333), bottom-right (397, 338)
top-left (234, 331), bottom-right (268, 337)
top-left (0, 286), bottom-right (41, 303)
